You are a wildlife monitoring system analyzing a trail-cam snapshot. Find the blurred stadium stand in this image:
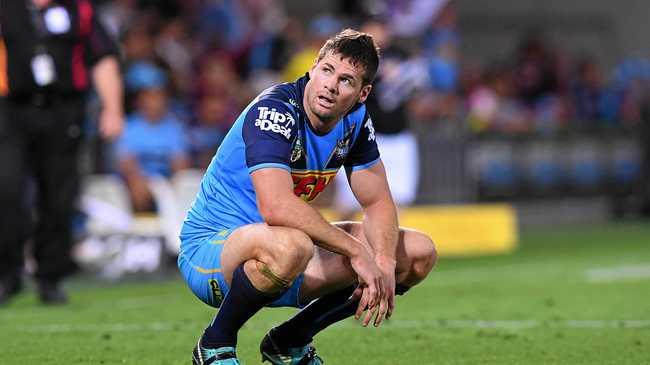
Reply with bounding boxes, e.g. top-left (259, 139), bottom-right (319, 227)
top-left (49, 0), bottom-right (649, 274)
